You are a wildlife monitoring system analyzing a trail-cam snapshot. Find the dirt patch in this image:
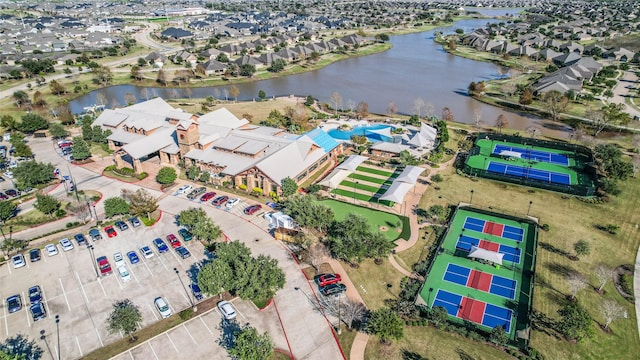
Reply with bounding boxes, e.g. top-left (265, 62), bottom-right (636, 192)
top-left (379, 226), bottom-right (389, 232)
top-left (613, 264), bottom-right (634, 302)
top-left (395, 227), bottom-right (402, 233)
top-left (301, 262), bottom-right (335, 280)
